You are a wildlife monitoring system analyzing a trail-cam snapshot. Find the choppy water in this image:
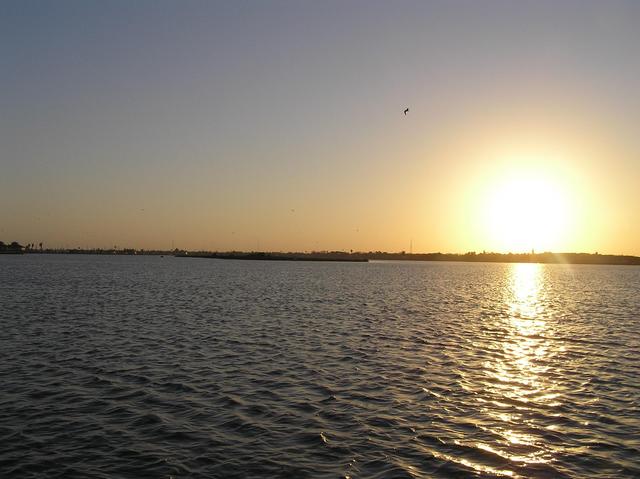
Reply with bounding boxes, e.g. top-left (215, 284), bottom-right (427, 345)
top-left (1, 255), bottom-right (639, 478)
